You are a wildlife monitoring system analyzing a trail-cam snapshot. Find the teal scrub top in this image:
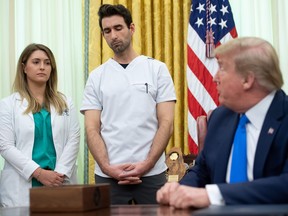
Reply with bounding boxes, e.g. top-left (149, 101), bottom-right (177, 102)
top-left (32, 108), bottom-right (56, 187)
